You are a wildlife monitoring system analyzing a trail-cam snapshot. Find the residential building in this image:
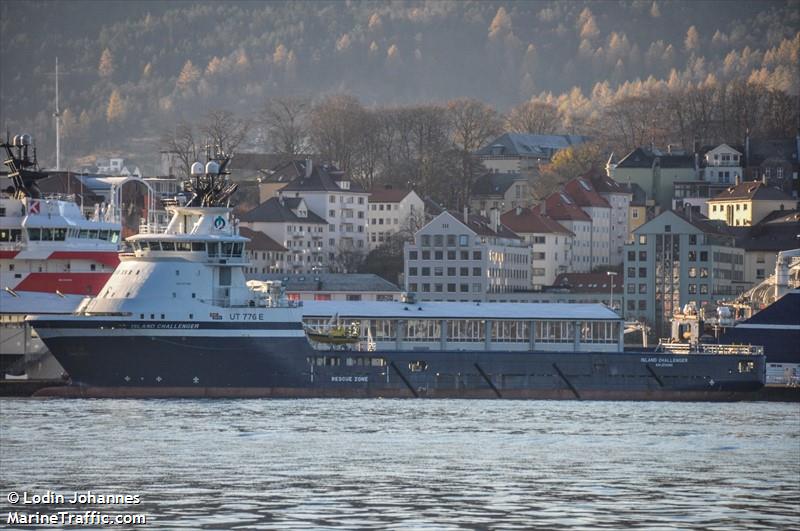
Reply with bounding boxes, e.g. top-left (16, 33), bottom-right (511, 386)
top-left (367, 187), bottom-right (425, 250)
top-left (707, 180), bottom-right (796, 227)
top-left (701, 144), bottom-right (744, 184)
top-left (469, 171), bottom-right (531, 214)
top-left (94, 157), bottom-right (141, 177)
top-left (239, 196), bottom-right (327, 273)
top-left (239, 227), bottom-right (288, 275)
top-left (404, 211), bottom-right (531, 301)
top-left (276, 160), bottom-right (370, 268)
top-left (609, 147), bottom-right (696, 211)
top-left (587, 171), bottom-right (632, 265)
top-left (500, 206), bottom-right (574, 287)
top-left (475, 133), bottom-right (589, 175)
top-left (258, 159), bottom-right (309, 202)
top-left (673, 143), bottom-right (744, 215)
top-left (743, 133), bottom-right (800, 196)
top-left (564, 175), bottom-right (613, 267)
top-left (535, 192), bottom-right (593, 273)
top-left (619, 182), bottom-right (654, 242)
top-left (732, 210), bottom-right (800, 284)
top-left (624, 210), bottom-right (746, 336)
top-left (248, 273), bottom-right (401, 302)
